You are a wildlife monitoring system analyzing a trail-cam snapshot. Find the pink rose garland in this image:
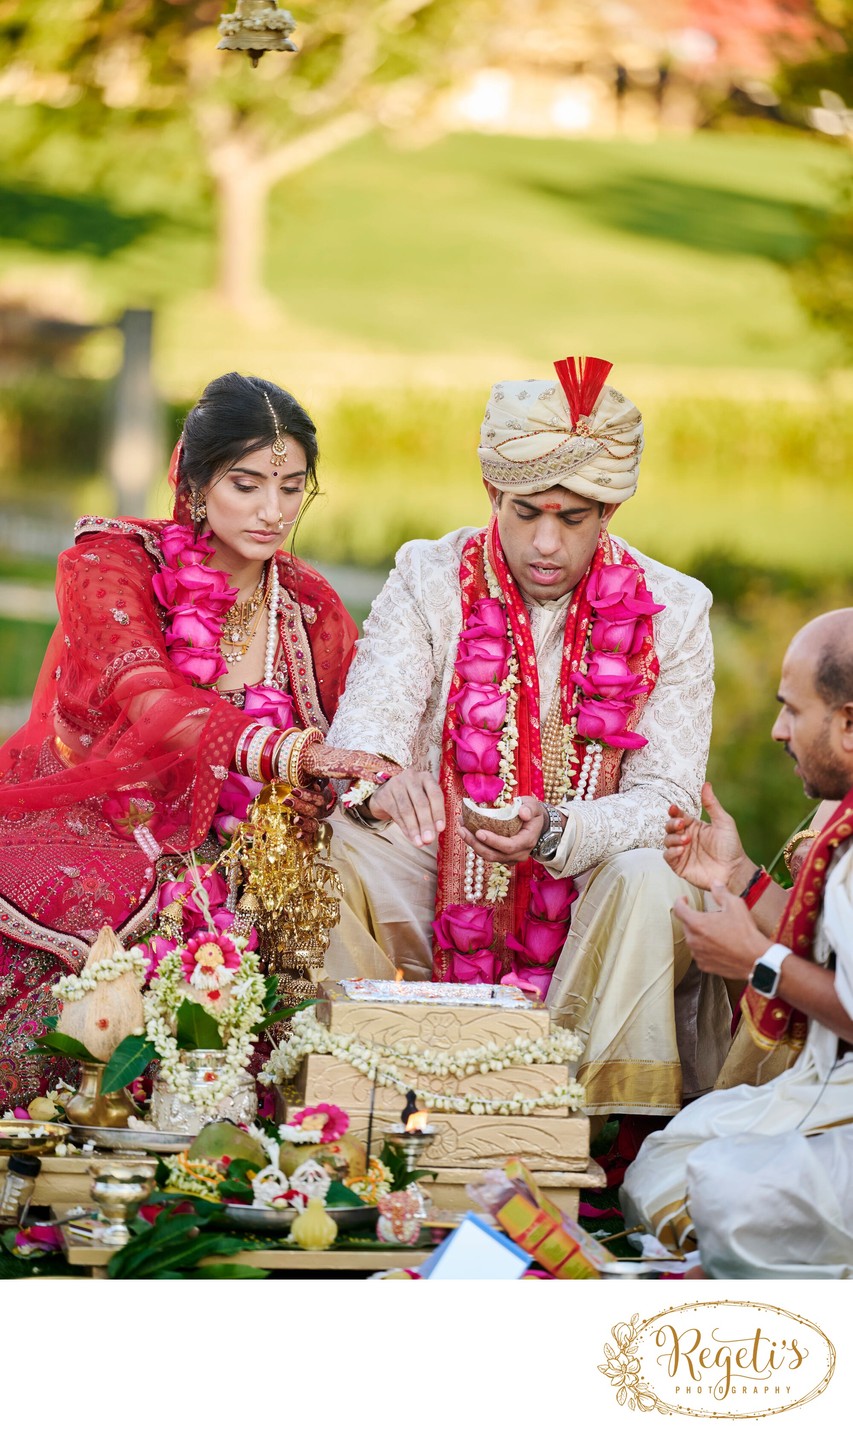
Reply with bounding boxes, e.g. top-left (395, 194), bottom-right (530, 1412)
top-left (434, 553), bottom-right (664, 999)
